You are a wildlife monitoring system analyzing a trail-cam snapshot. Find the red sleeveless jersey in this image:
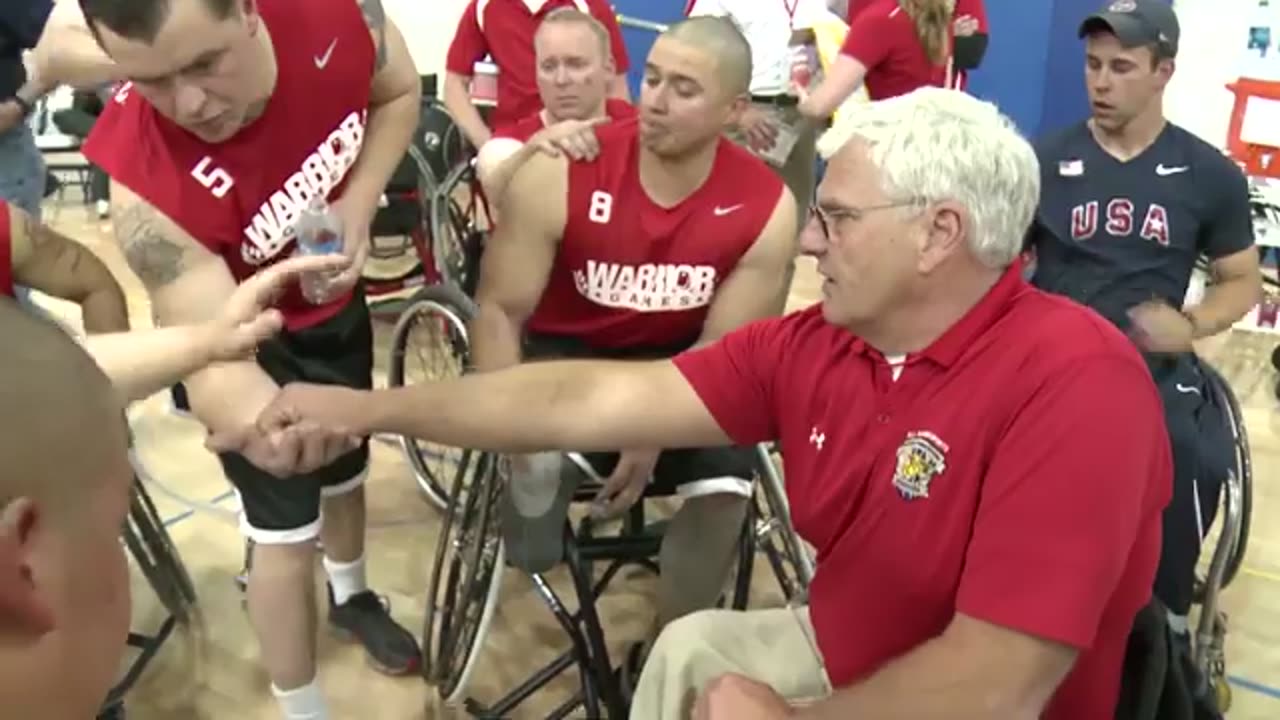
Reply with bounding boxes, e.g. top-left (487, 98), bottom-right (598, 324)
top-left (0, 200), bottom-right (12, 298)
top-left (526, 119), bottom-right (784, 349)
top-left (82, 0), bottom-right (375, 331)
top-left (494, 98), bottom-right (637, 143)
